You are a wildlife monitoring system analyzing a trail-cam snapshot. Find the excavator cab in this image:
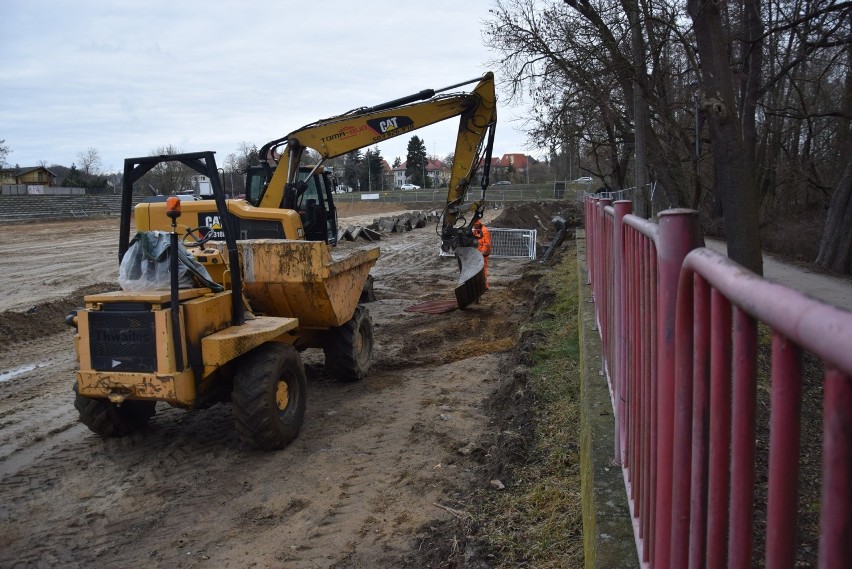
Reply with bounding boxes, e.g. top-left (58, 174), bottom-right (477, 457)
top-left (293, 169), bottom-right (338, 244)
top-left (244, 166), bottom-right (266, 205)
top-left (245, 165), bottom-right (338, 244)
